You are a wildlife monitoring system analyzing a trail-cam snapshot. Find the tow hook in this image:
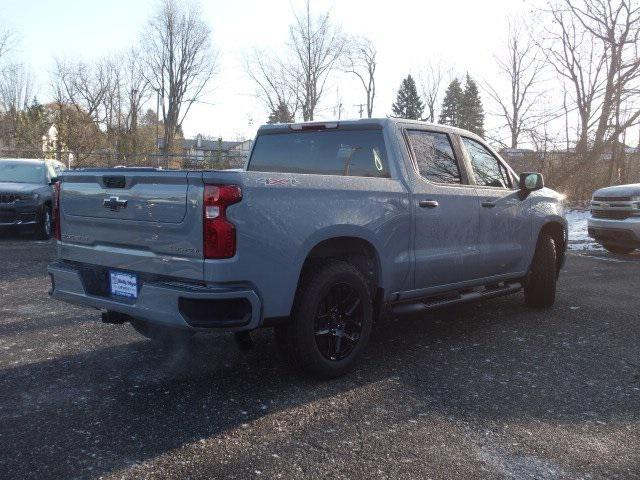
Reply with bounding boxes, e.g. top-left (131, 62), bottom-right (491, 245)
top-left (101, 310), bottom-right (130, 325)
